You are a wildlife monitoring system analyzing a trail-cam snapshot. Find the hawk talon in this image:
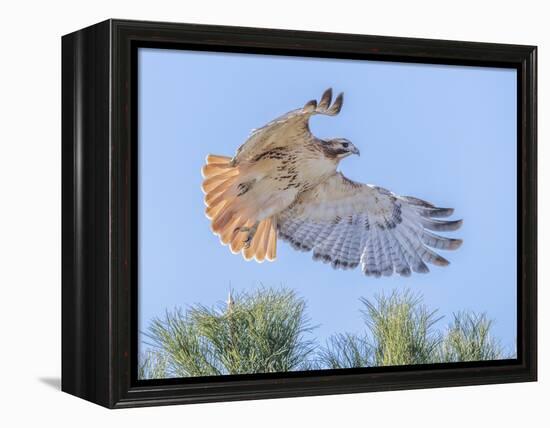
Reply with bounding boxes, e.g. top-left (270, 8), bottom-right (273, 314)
top-left (243, 236), bottom-right (253, 248)
top-left (234, 222), bottom-right (259, 249)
